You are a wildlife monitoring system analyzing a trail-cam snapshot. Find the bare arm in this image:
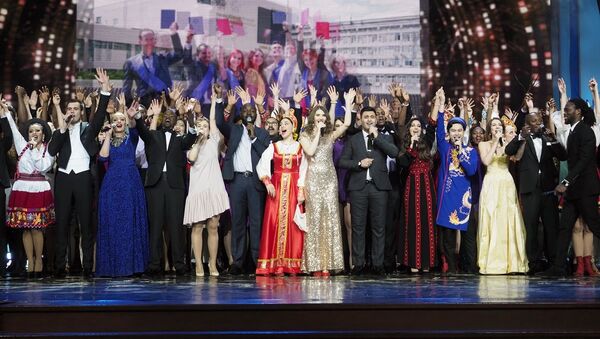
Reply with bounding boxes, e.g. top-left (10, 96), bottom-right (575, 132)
top-left (299, 130), bottom-right (321, 157)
